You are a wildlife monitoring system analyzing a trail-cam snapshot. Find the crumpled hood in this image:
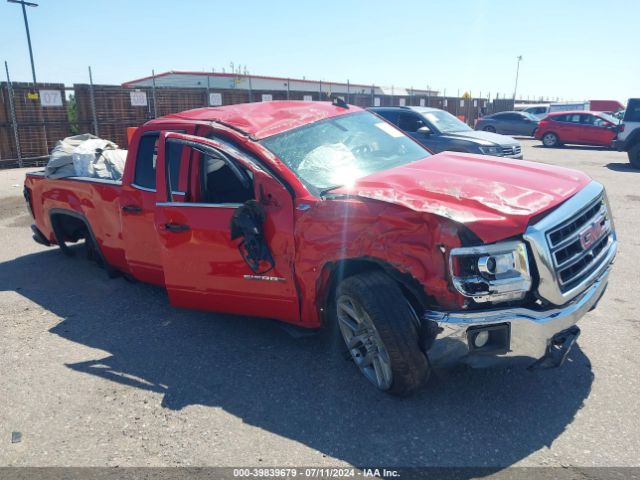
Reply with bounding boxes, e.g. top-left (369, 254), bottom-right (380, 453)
top-left (333, 152), bottom-right (591, 244)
